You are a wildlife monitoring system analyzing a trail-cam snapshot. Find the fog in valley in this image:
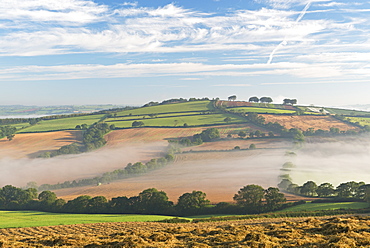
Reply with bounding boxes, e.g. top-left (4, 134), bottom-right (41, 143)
top-left (1, 135), bottom-right (370, 201)
top-left (0, 142), bottom-right (166, 187)
top-left (289, 136), bottom-right (370, 186)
